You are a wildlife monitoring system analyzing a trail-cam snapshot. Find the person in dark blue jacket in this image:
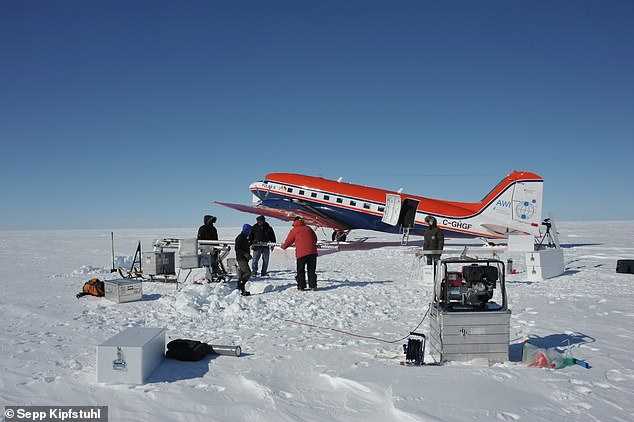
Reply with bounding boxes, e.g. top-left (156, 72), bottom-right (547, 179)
top-left (234, 224), bottom-right (253, 296)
